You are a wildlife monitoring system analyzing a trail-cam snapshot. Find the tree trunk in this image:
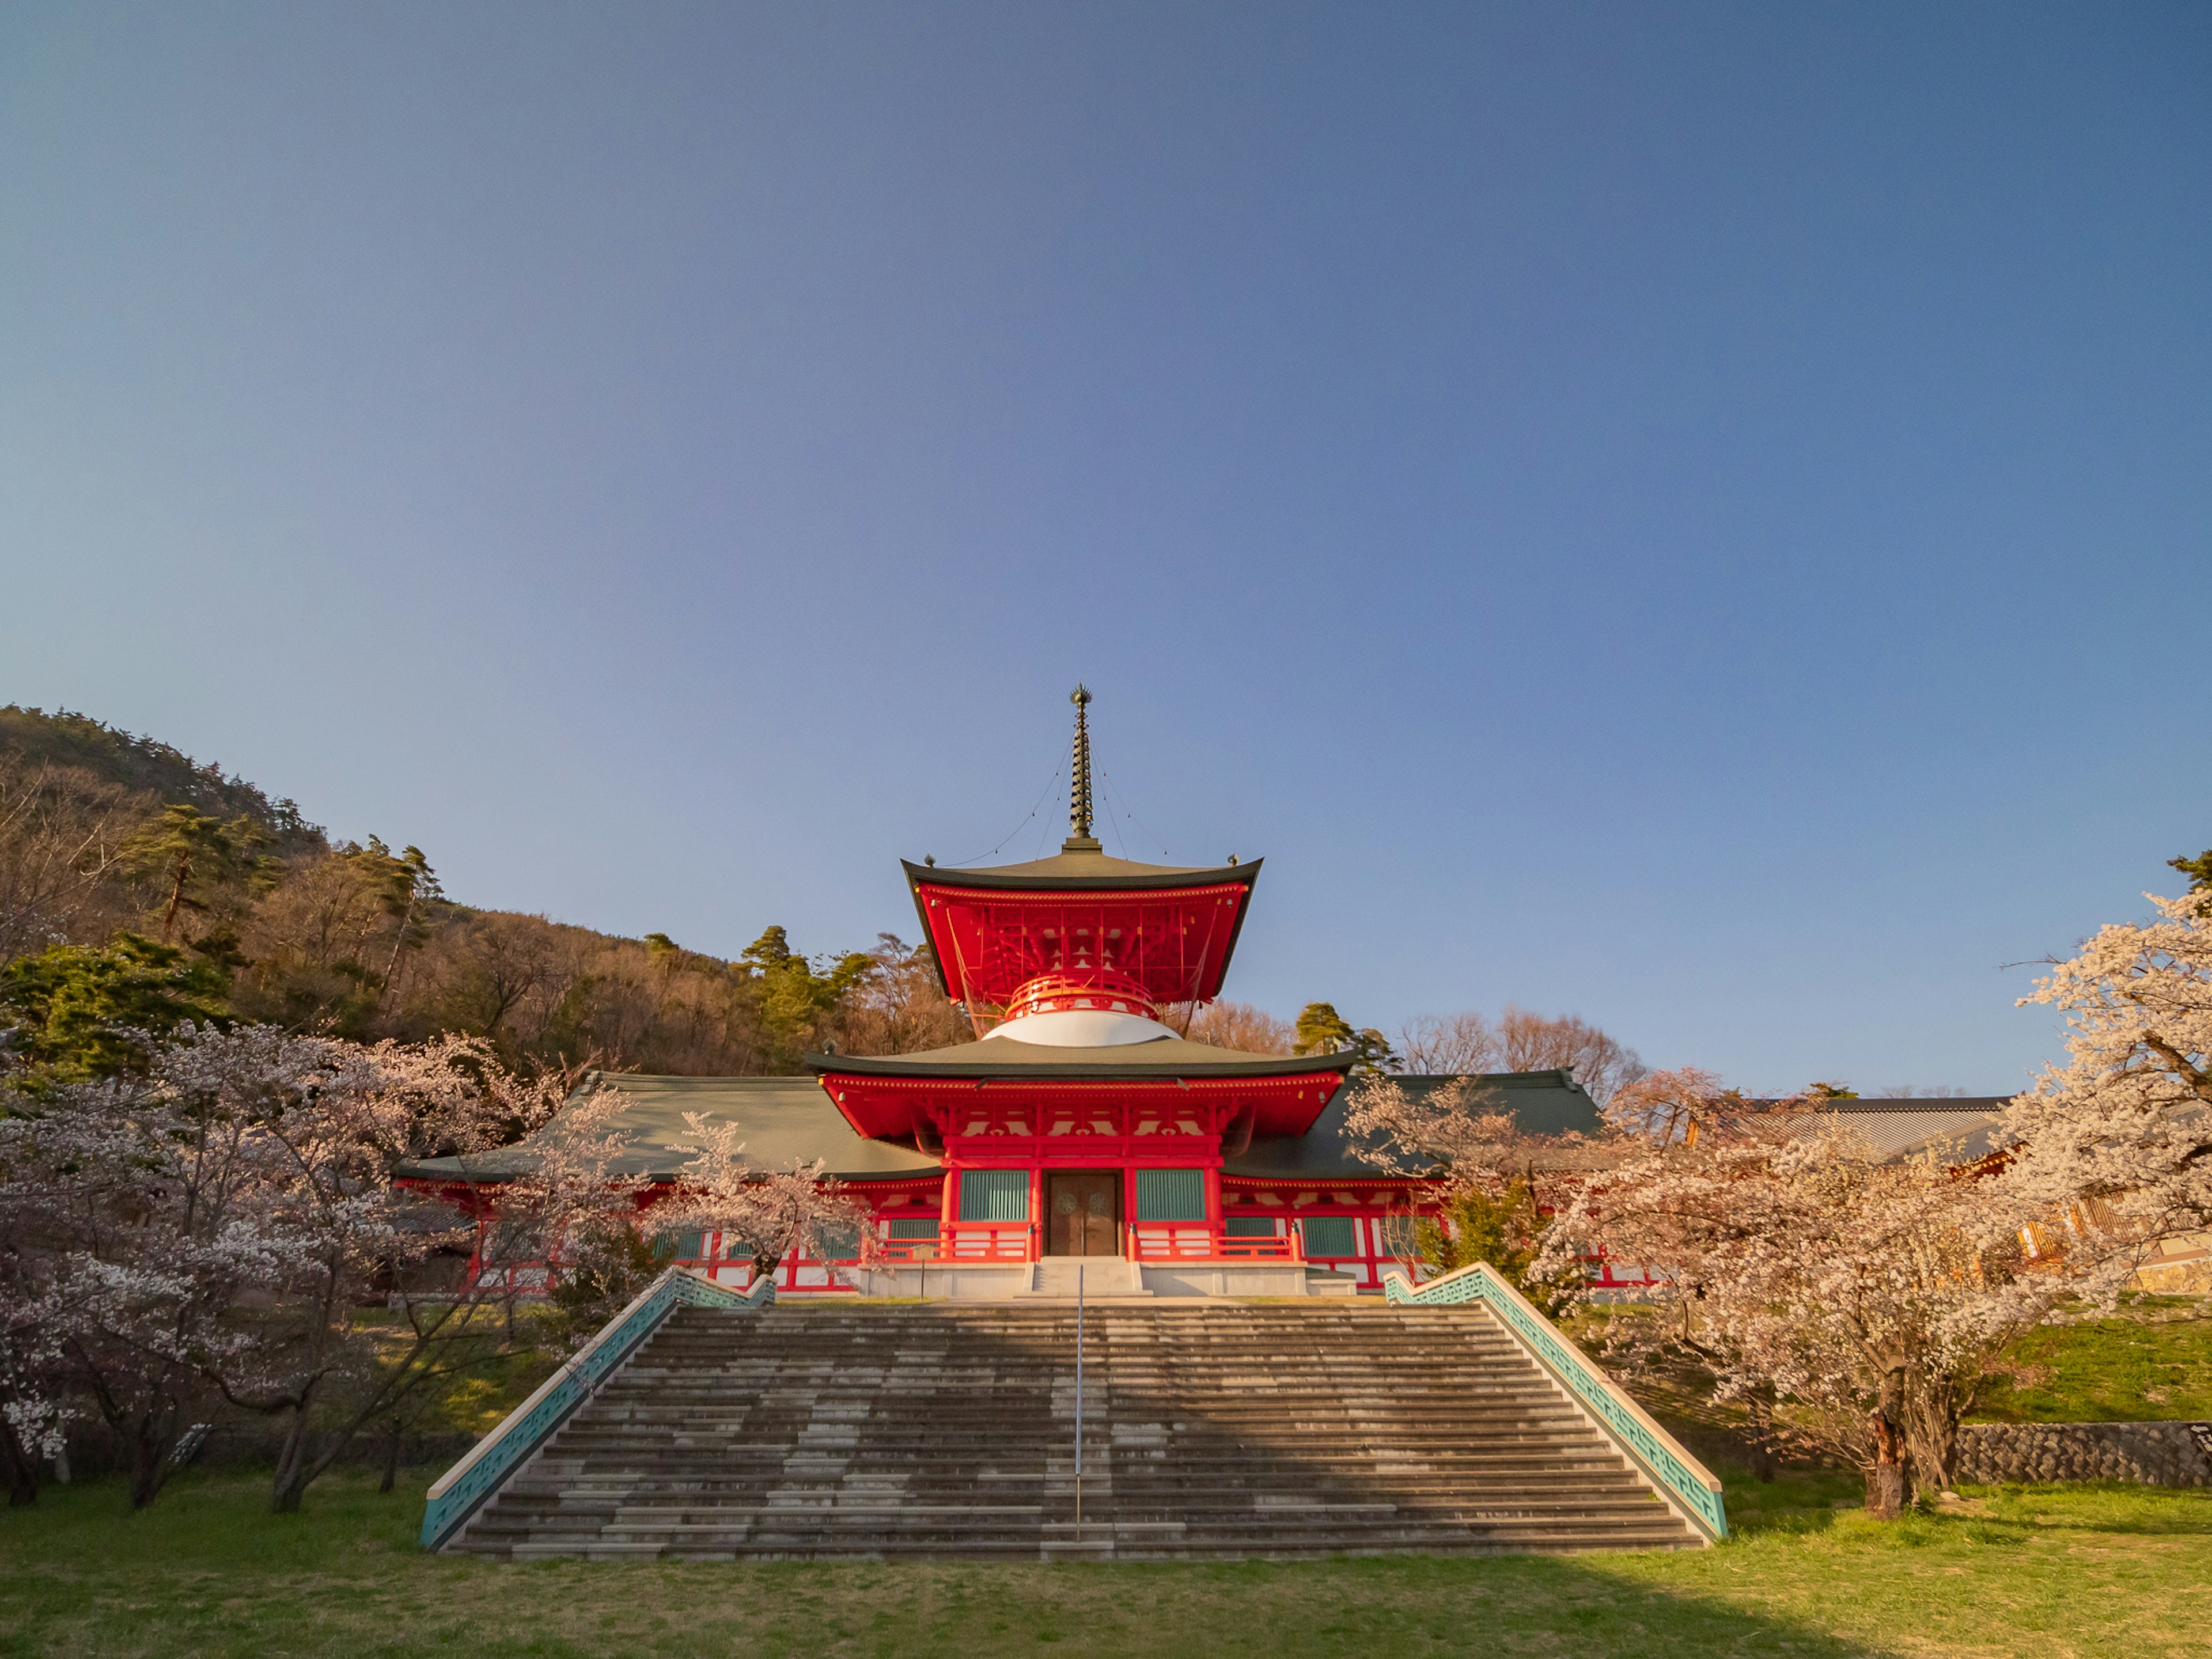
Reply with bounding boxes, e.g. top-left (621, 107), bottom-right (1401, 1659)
top-left (1918, 1400), bottom-right (1961, 1498)
top-left (270, 1407), bottom-right (313, 1514)
top-left (1865, 1367), bottom-right (1910, 1519)
top-left (160, 853), bottom-right (193, 942)
top-left (1747, 1394), bottom-right (1778, 1484)
top-left (1, 1417), bottom-right (39, 1508)
top-left (1910, 1374), bottom-right (1964, 1498)
top-left (127, 1415), bottom-right (174, 1510)
top-left (1865, 1462), bottom-right (1908, 1518)
top-left (378, 1415), bottom-right (403, 1495)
